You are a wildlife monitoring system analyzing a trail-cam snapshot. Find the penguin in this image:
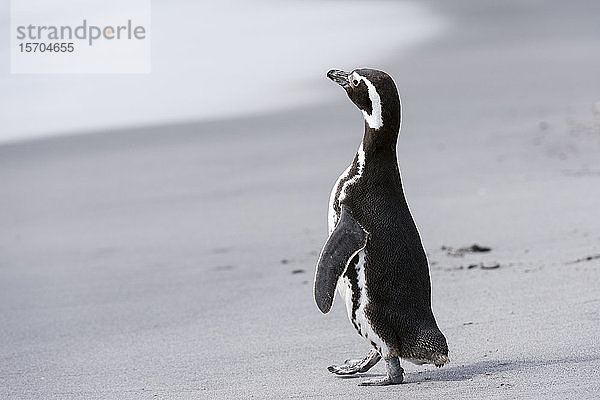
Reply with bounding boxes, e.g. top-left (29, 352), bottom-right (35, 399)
top-left (314, 68), bottom-right (449, 386)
